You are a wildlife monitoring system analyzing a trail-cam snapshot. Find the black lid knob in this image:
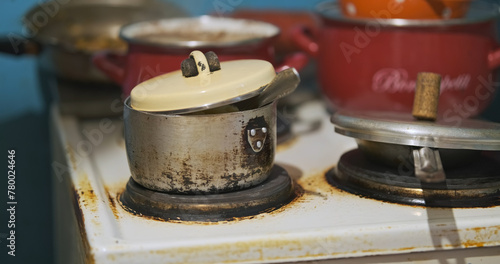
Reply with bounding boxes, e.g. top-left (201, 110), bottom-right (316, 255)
top-left (181, 51), bottom-right (221, 77)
